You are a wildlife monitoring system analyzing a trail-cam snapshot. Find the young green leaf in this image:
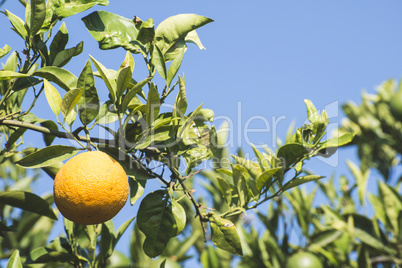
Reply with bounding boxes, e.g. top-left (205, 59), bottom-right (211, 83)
top-left (0, 44), bottom-right (11, 59)
top-left (185, 30), bottom-right (206, 50)
top-left (6, 249), bottom-right (22, 268)
top-left (43, 79), bottom-right (62, 117)
top-left (146, 83), bottom-right (160, 126)
top-left (282, 175), bottom-right (324, 192)
top-left (61, 88), bottom-right (83, 121)
top-left (0, 71), bottom-right (29, 80)
top-left (89, 55), bottom-right (117, 103)
top-left (77, 60), bottom-right (99, 125)
top-left (54, 0), bottom-right (108, 19)
top-left (256, 167), bottom-right (282, 191)
top-left (209, 212), bottom-right (243, 256)
top-left (2, 10), bottom-right (28, 41)
top-left (155, 14), bottom-right (213, 54)
top-left (121, 77), bottom-right (151, 112)
top-left (0, 191), bottom-right (57, 220)
top-left (166, 47), bottom-right (185, 87)
top-left (152, 44), bottom-right (167, 80)
top-left (34, 66), bottom-right (77, 91)
top-left (173, 75), bottom-right (187, 118)
top-left (216, 176), bottom-right (233, 205)
top-left (116, 66), bottom-right (133, 101)
top-left (304, 99), bottom-right (319, 123)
